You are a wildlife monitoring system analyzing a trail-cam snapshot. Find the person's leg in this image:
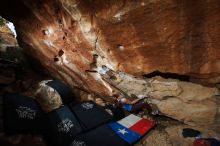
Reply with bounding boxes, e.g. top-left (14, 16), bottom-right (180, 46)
top-left (131, 102), bottom-right (152, 113)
